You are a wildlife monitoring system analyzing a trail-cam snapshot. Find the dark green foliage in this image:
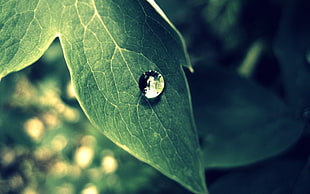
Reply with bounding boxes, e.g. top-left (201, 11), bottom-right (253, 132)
top-left (1, 0), bottom-right (310, 193)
